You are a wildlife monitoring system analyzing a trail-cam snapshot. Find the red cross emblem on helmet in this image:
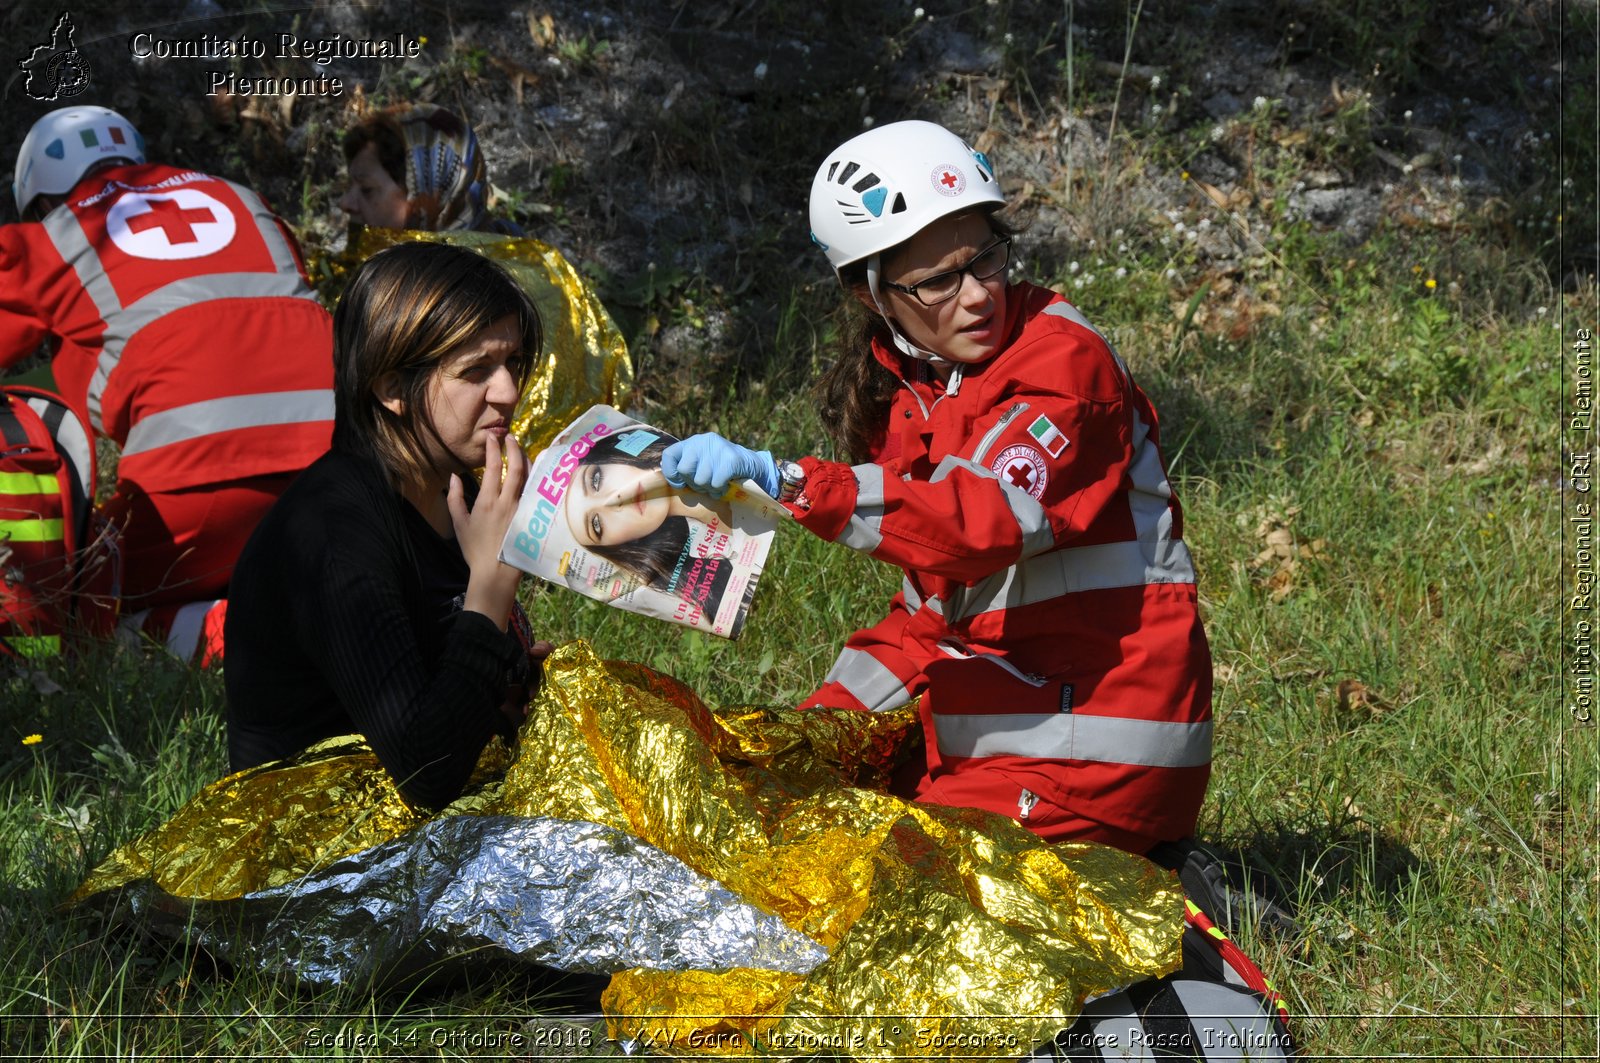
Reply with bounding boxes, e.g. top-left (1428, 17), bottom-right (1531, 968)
top-left (930, 163), bottom-right (967, 197)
